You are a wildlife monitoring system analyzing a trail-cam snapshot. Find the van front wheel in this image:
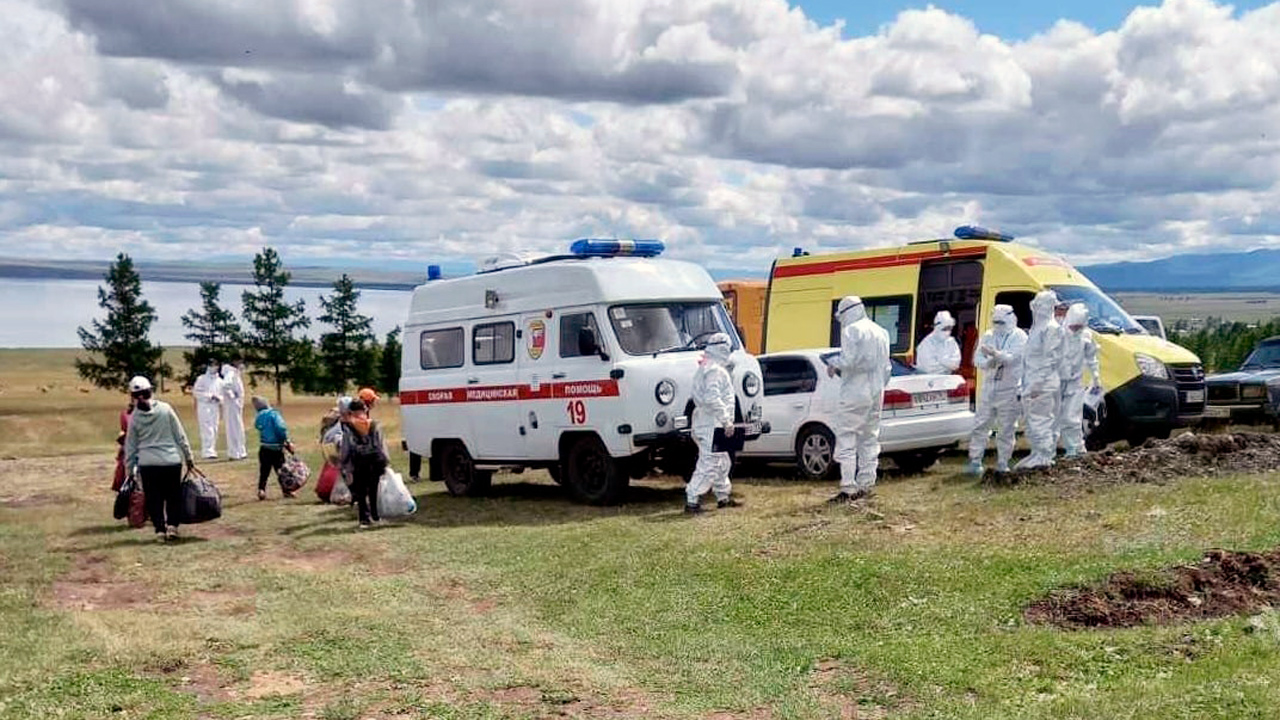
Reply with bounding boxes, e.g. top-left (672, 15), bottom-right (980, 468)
top-left (439, 441), bottom-right (492, 497)
top-left (565, 436), bottom-right (628, 505)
